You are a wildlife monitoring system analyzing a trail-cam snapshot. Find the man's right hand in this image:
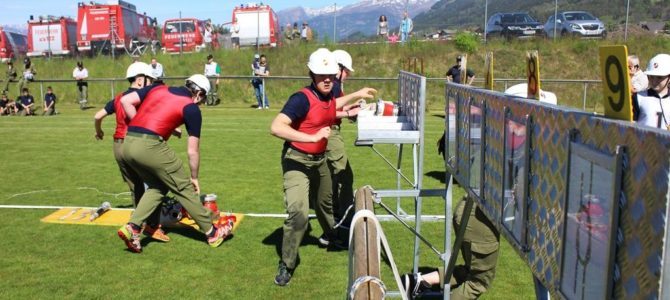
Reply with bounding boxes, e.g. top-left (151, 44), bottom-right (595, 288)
top-left (95, 130), bottom-right (104, 140)
top-left (313, 126), bottom-right (331, 142)
top-left (191, 178), bottom-right (200, 194)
